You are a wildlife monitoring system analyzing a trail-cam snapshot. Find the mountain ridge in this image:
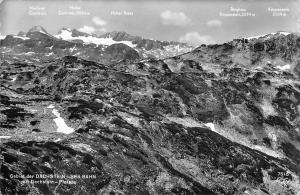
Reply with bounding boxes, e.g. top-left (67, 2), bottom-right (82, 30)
top-left (0, 26), bottom-right (300, 195)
